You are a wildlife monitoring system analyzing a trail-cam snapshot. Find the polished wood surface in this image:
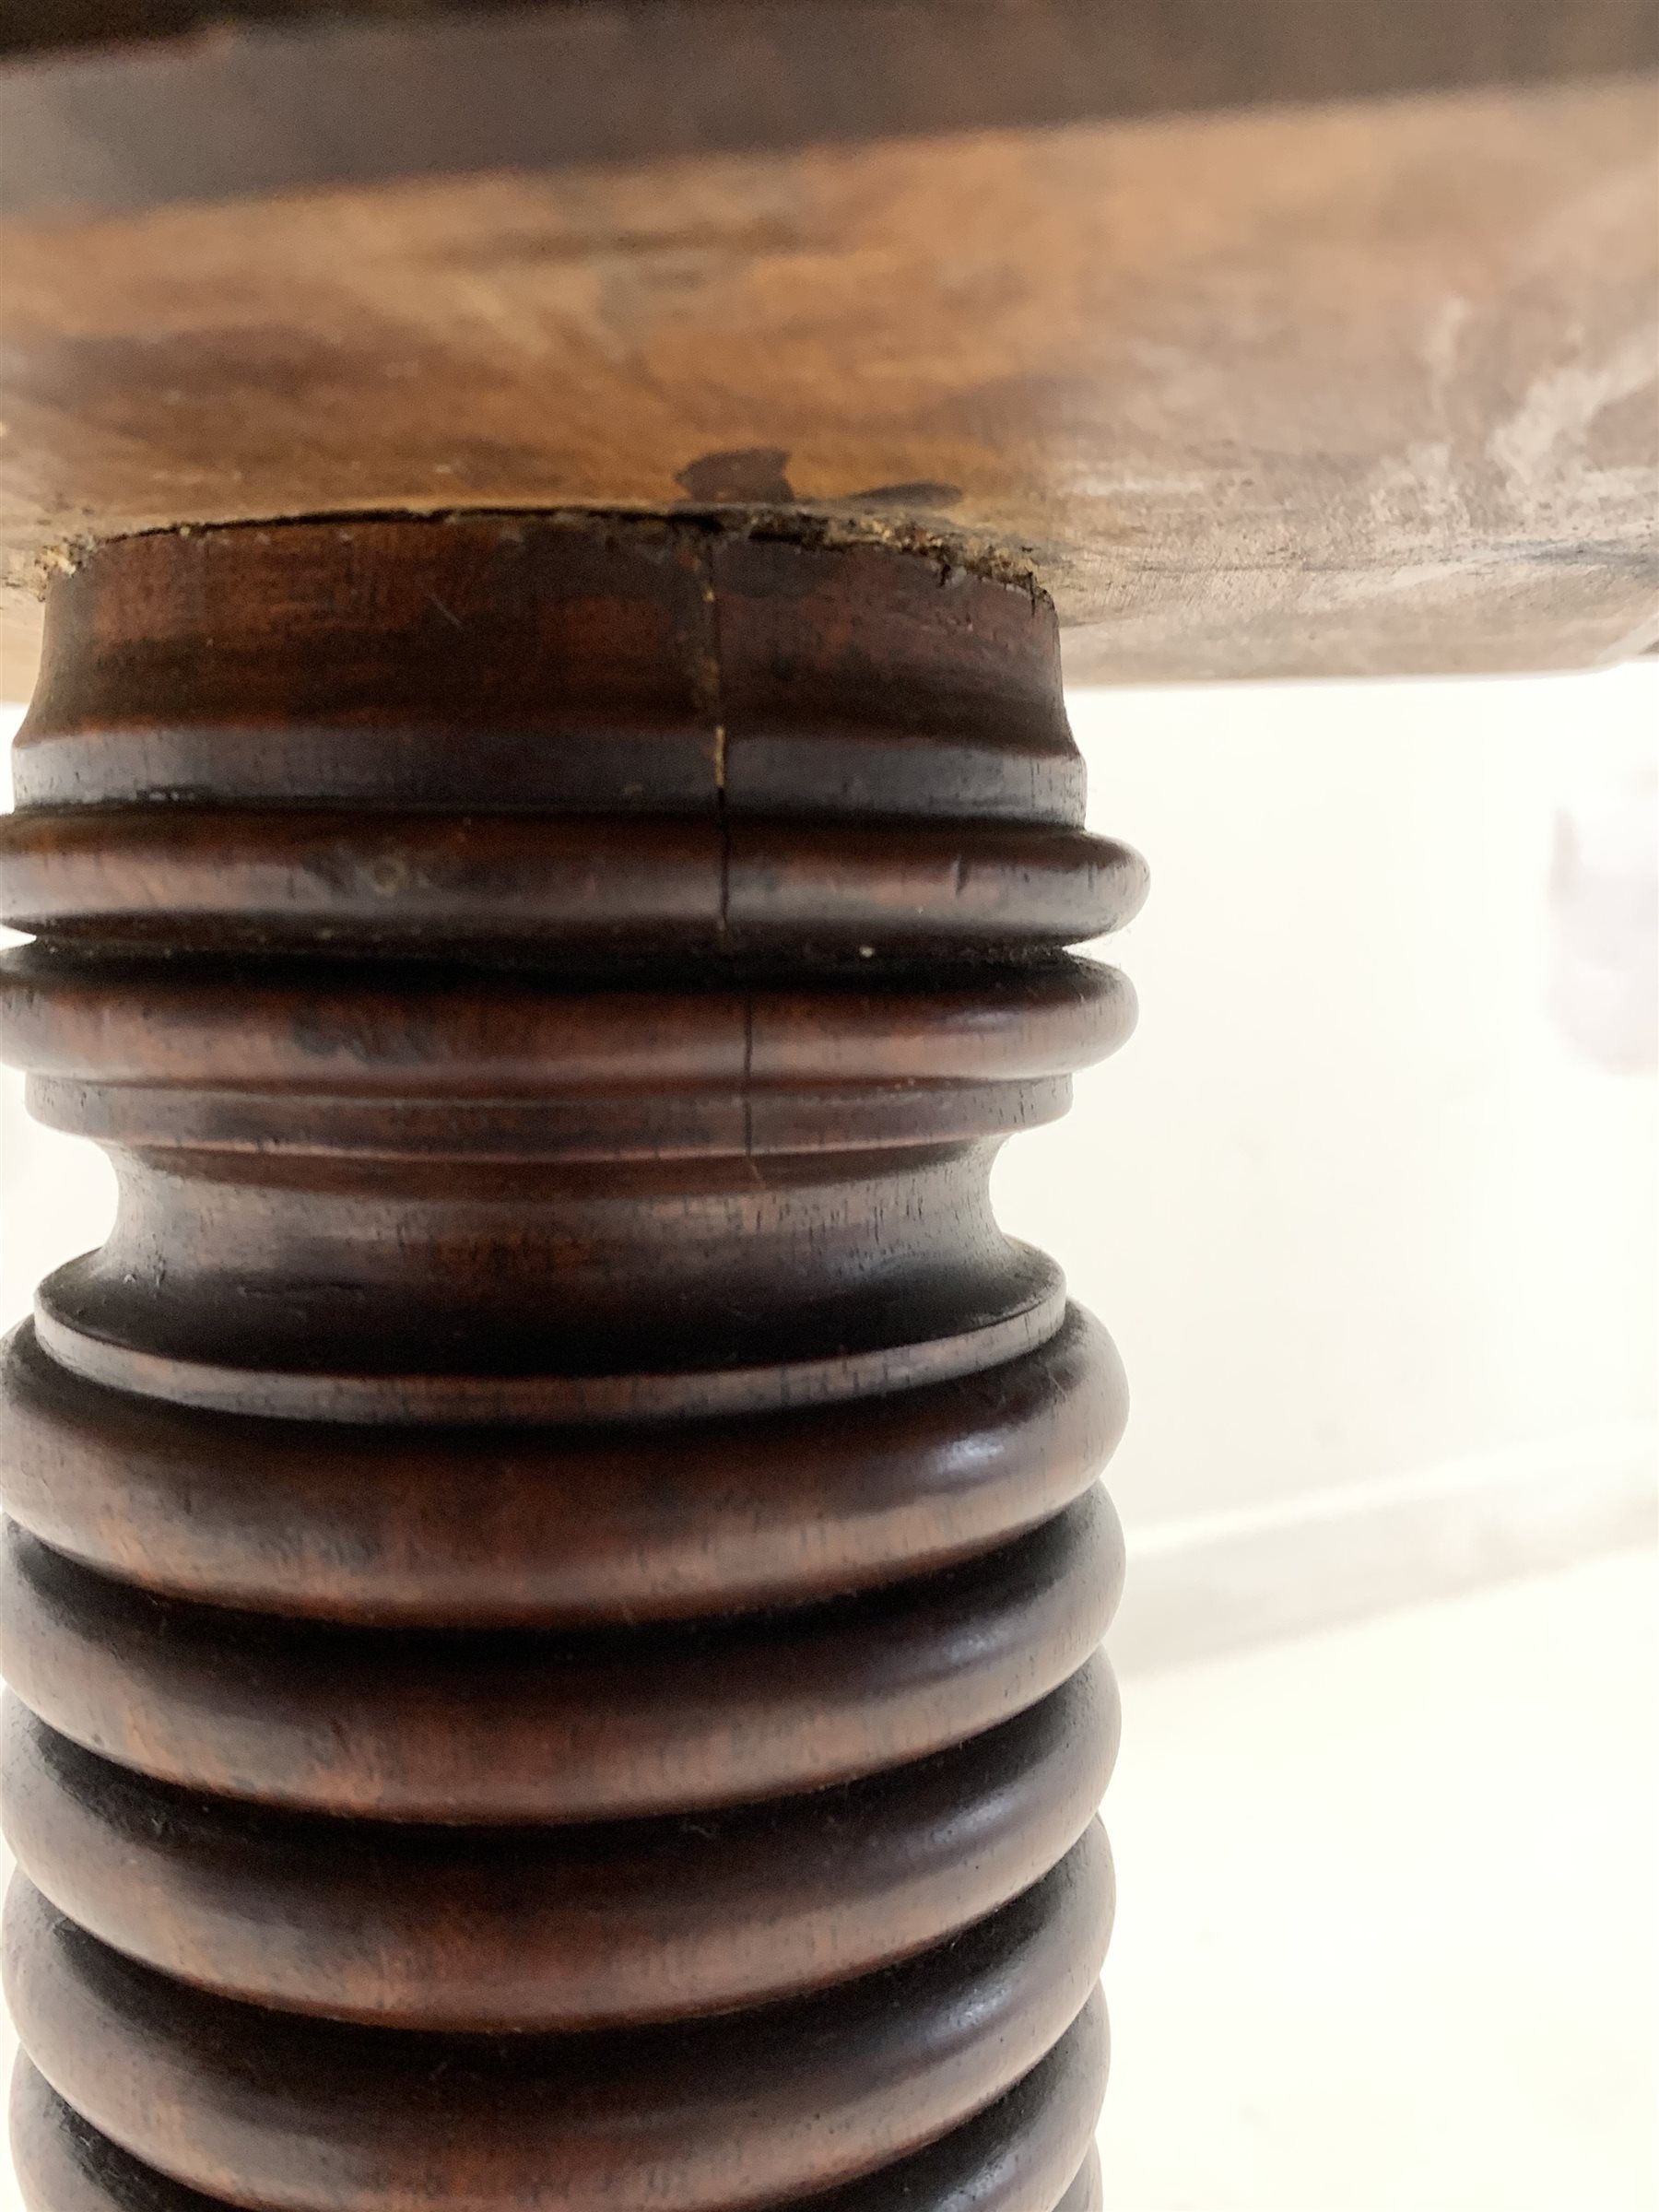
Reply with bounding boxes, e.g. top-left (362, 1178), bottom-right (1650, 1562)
top-left (9, 2026), bottom-right (1119, 2212)
top-left (0, 516), bottom-right (1138, 2207)
top-left (2, 2), bottom-right (1655, 696)
top-left (5, 11), bottom-right (1643, 2193)
top-left (9, 2022), bottom-right (1110, 2212)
